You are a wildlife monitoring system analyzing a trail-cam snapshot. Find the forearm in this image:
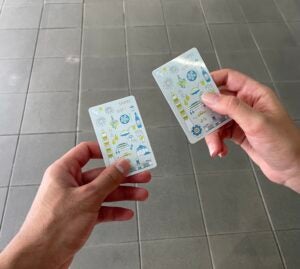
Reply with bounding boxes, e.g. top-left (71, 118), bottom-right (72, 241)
top-left (0, 232), bottom-right (60, 269)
